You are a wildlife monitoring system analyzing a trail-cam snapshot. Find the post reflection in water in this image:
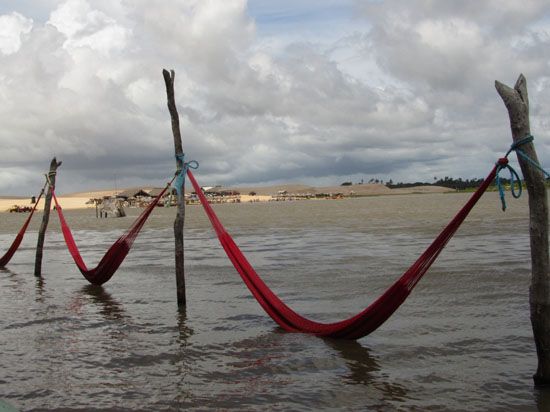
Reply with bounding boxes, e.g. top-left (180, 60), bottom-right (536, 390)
top-left (535, 386), bottom-right (550, 412)
top-left (176, 308), bottom-right (194, 344)
top-left (172, 308), bottom-right (195, 408)
top-left (34, 276), bottom-right (46, 303)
